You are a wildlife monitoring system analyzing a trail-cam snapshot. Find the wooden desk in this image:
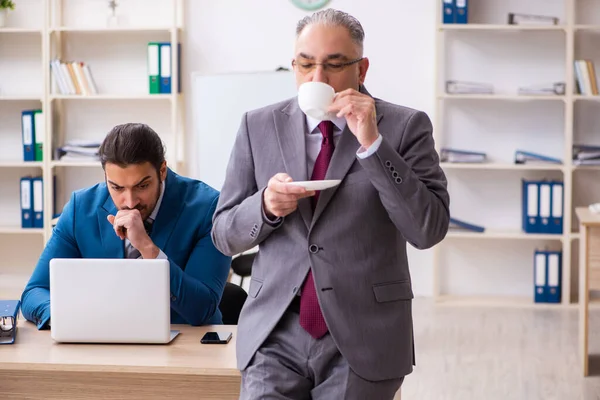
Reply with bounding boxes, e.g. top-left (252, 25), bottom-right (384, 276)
top-left (1, 321), bottom-right (240, 399)
top-left (576, 207), bottom-right (600, 376)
